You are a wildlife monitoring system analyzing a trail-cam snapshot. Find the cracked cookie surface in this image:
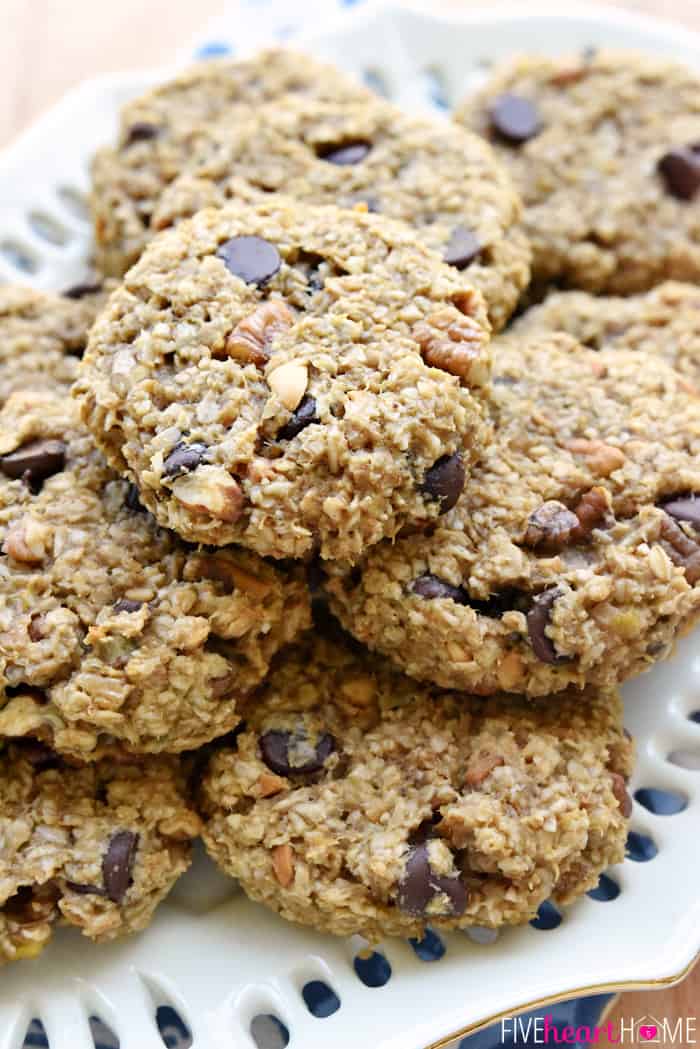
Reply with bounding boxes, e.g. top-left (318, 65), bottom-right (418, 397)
top-left (200, 631), bottom-right (633, 941)
top-left (150, 93), bottom-right (530, 330)
top-left (0, 742), bottom-right (200, 964)
top-left (76, 199), bottom-right (491, 561)
top-left (0, 391), bottom-right (310, 758)
top-left (326, 332), bottom-right (700, 695)
top-left (456, 51), bottom-right (700, 293)
top-left (91, 49), bottom-right (372, 277)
